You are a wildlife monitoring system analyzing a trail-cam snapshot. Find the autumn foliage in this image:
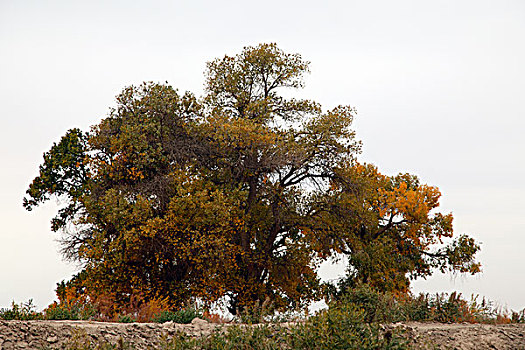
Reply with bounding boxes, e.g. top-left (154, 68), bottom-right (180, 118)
top-left (24, 43), bottom-right (480, 315)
